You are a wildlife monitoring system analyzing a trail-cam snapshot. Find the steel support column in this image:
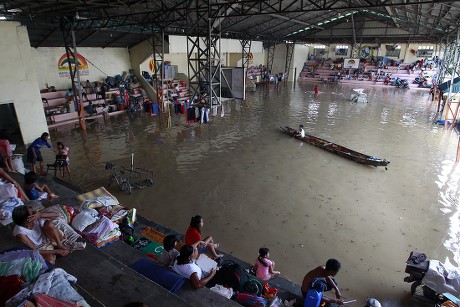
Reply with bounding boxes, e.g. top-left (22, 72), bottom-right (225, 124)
top-left (284, 42), bottom-right (294, 82)
top-left (208, 23), bottom-right (222, 106)
top-left (350, 15), bottom-right (365, 58)
top-left (149, 32), bottom-right (164, 105)
top-left (436, 38), bottom-right (460, 115)
top-left (266, 43), bottom-right (275, 72)
top-left (444, 30), bottom-right (460, 130)
top-left (61, 22), bottom-right (86, 131)
top-left (186, 0), bottom-right (222, 107)
top-left (436, 40), bottom-right (453, 85)
top-left (241, 39), bottom-right (252, 76)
